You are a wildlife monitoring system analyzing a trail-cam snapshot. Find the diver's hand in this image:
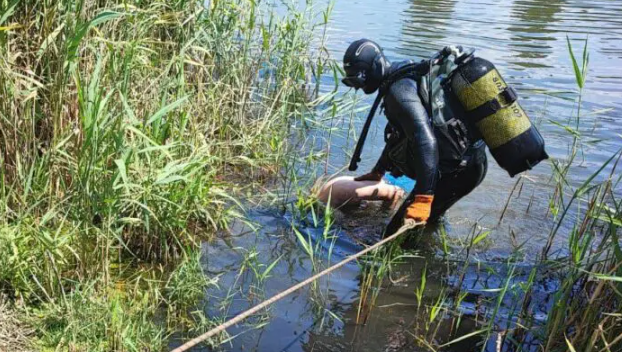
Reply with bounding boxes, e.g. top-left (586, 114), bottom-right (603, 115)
top-left (354, 170), bottom-right (384, 182)
top-left (383, 200), bottom-right (430, 238)
top-left (405, 195), bottom-right (434, 222)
